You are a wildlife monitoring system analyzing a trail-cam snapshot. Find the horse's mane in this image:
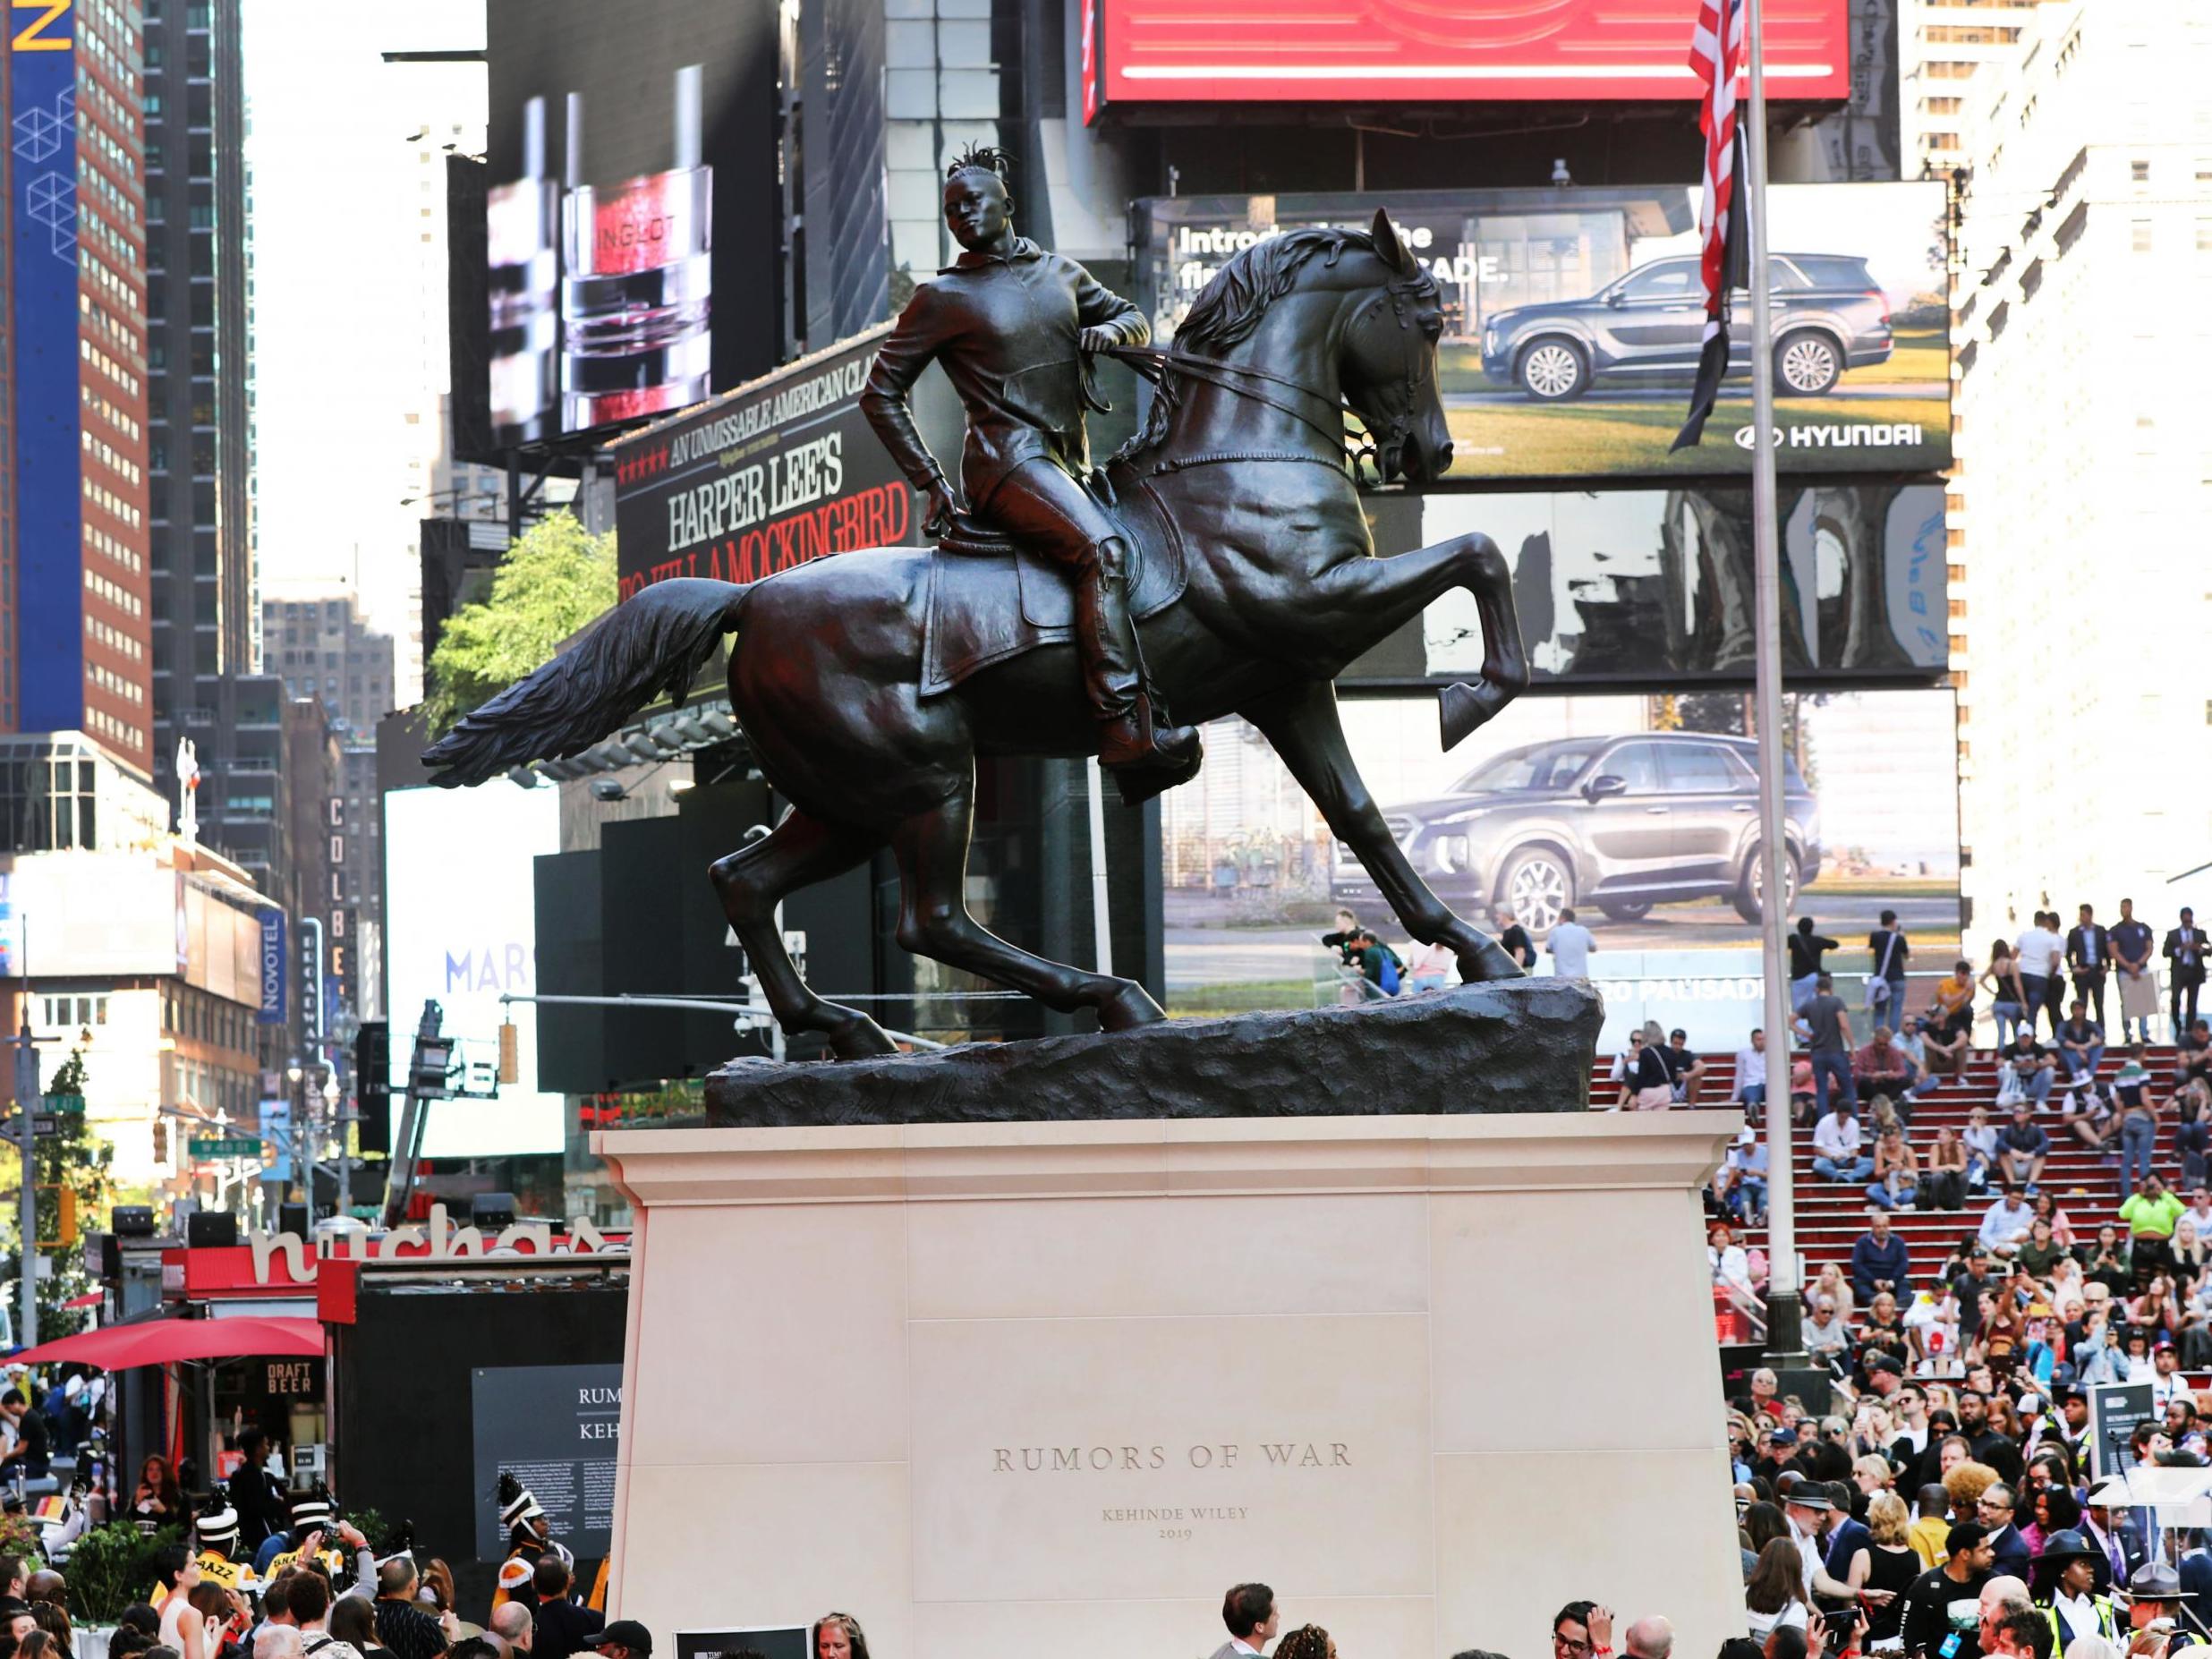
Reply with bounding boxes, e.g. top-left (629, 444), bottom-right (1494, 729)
top-left (1176, 226), bottom-right (1365, 353)
top-left (1110, 226), bottom-right (1412, 467)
